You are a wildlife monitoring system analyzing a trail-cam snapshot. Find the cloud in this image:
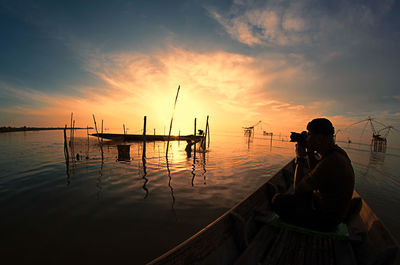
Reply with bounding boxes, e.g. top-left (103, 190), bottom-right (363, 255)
top-left (208, 0), bottom-right (395, 47)
top-left (209, 6), bottom-right (306, 46)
